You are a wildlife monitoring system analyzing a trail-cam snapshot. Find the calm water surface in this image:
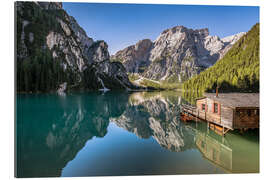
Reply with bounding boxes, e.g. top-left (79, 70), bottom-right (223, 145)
top-left (16, 91), bottom-right (259, 177)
